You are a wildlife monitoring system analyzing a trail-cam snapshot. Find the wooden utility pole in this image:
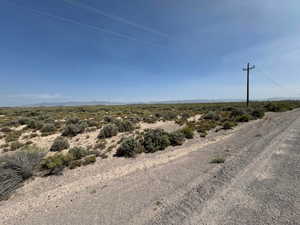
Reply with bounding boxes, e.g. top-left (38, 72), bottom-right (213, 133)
top-left (243, 63), bottom-right (255, 107)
